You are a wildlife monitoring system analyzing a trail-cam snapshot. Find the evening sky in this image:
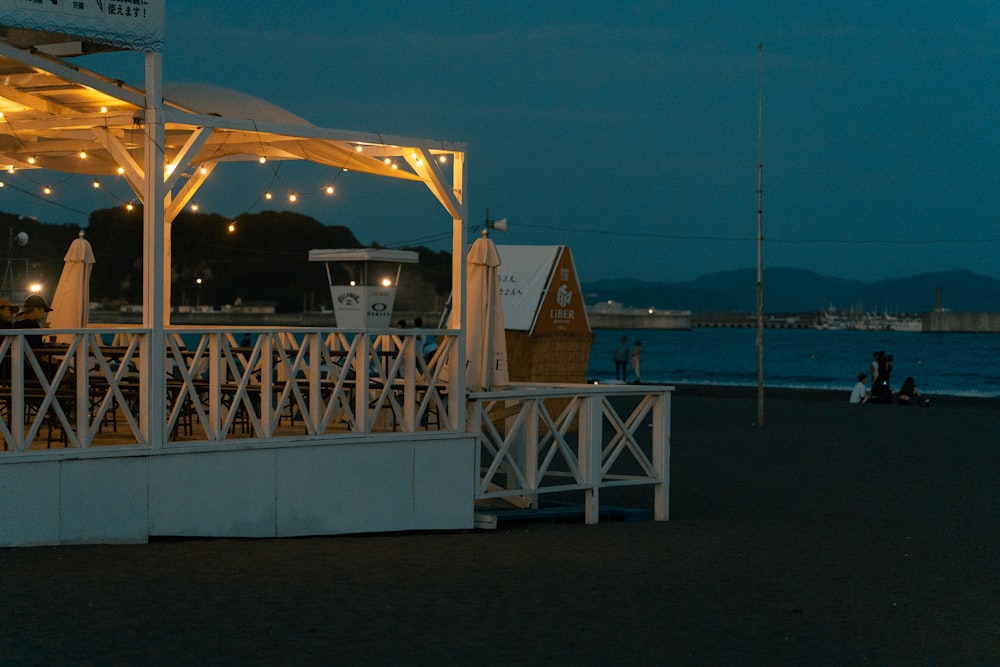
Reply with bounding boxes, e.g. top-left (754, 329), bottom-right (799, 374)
top-left (2, 2), bottom-right (997, 283)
